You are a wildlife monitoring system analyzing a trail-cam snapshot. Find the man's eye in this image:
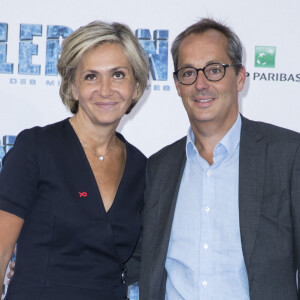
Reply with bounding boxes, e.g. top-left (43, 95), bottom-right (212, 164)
top-left (182, 69), bottom-right (195, 77)
top-left (211, 68), bottom-right (220, 74)
top-left (113, 71), bottom-right (125, 79)
top-left (85, 74), bottom-right (96, 80)
top-left (207, 67), bottom-right (221, 75)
